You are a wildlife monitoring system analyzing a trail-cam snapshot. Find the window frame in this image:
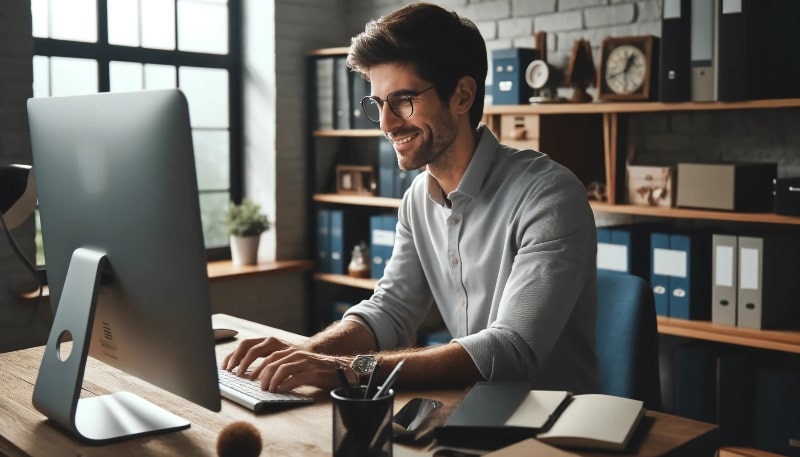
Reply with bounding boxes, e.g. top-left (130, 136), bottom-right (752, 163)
top-left (32, 0), bottom-right (243, 260)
